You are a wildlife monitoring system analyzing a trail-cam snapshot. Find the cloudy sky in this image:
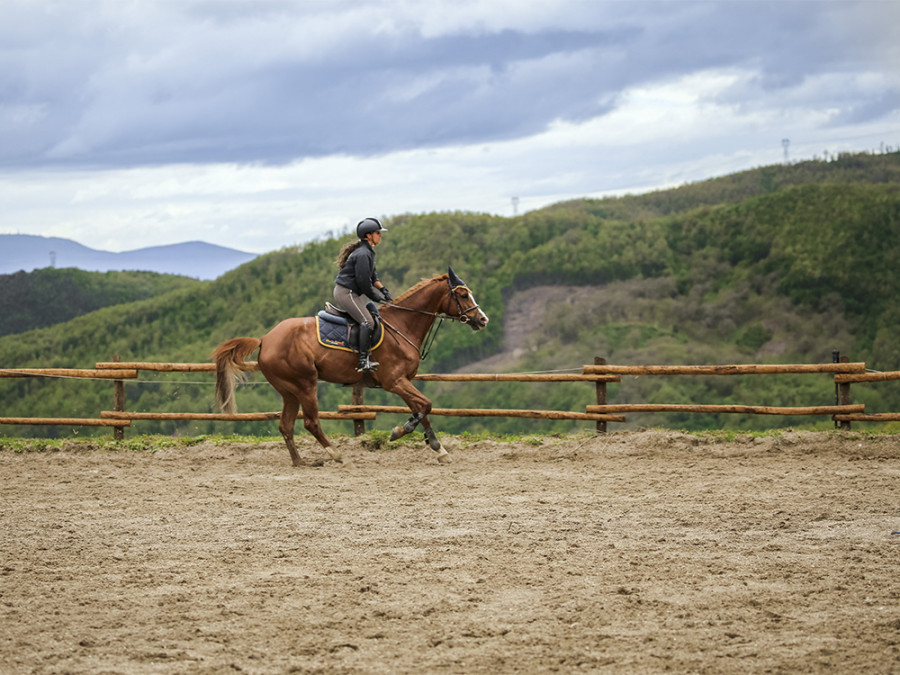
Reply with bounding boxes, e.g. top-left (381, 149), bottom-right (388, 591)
top-left (1, 0), bottom-right (898, 254)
